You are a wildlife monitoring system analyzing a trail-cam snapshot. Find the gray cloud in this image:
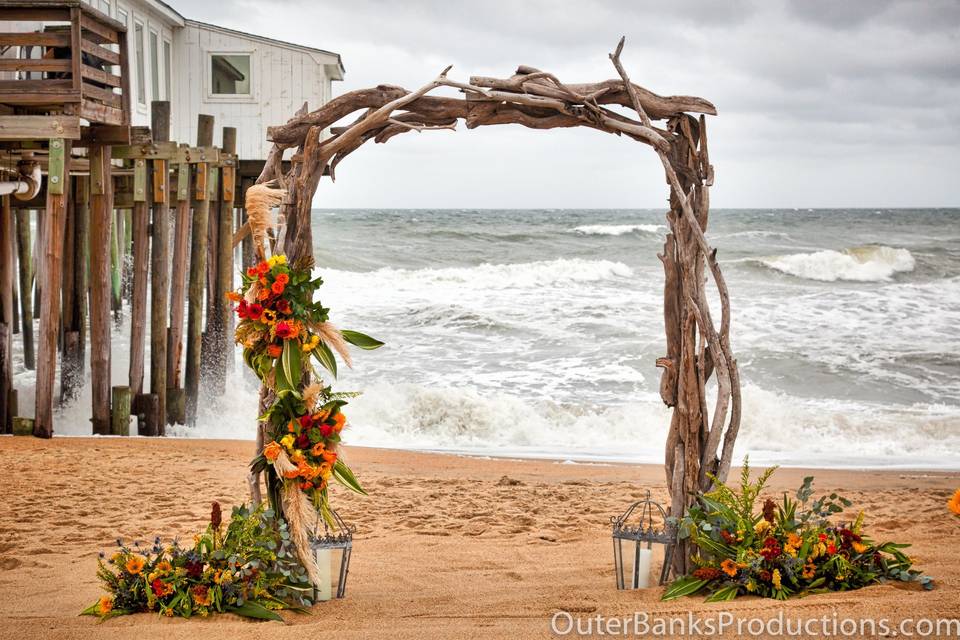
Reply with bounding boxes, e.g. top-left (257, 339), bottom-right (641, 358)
top-left (170, 0), bottom-right (959, 207)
